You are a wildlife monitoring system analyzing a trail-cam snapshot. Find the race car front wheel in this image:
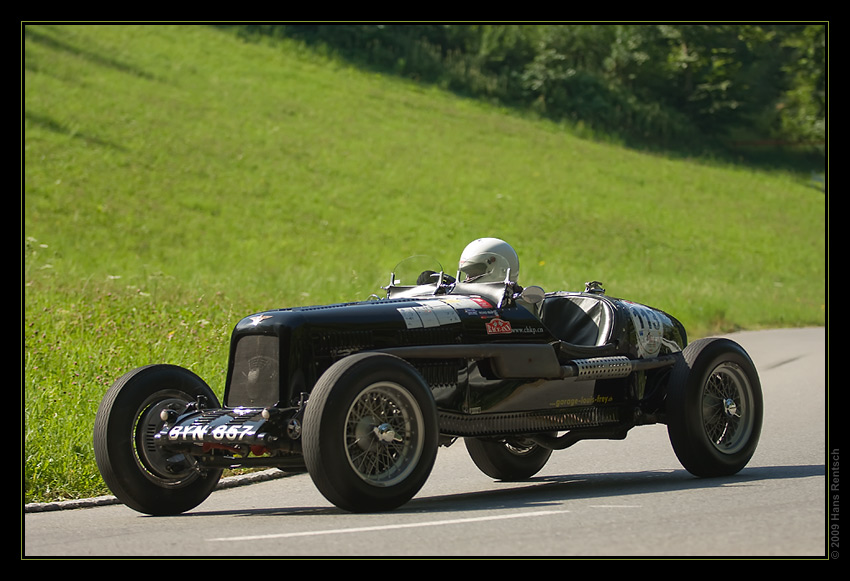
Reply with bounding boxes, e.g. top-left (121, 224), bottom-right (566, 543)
top-left (303, 353), bottom-right (439, 512)
top-left (93, 364), bottom-right (223, 515)
top-left (666, 338), bottom-right (763, 477)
